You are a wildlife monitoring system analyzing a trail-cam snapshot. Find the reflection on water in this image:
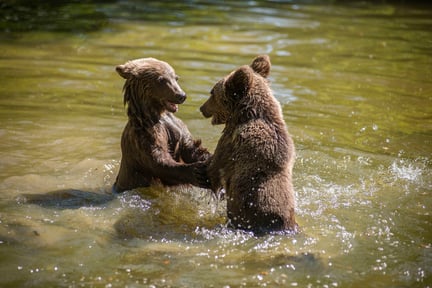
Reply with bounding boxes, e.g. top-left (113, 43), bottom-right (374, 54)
top-left (0, 1), bottom-right (431, 287)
